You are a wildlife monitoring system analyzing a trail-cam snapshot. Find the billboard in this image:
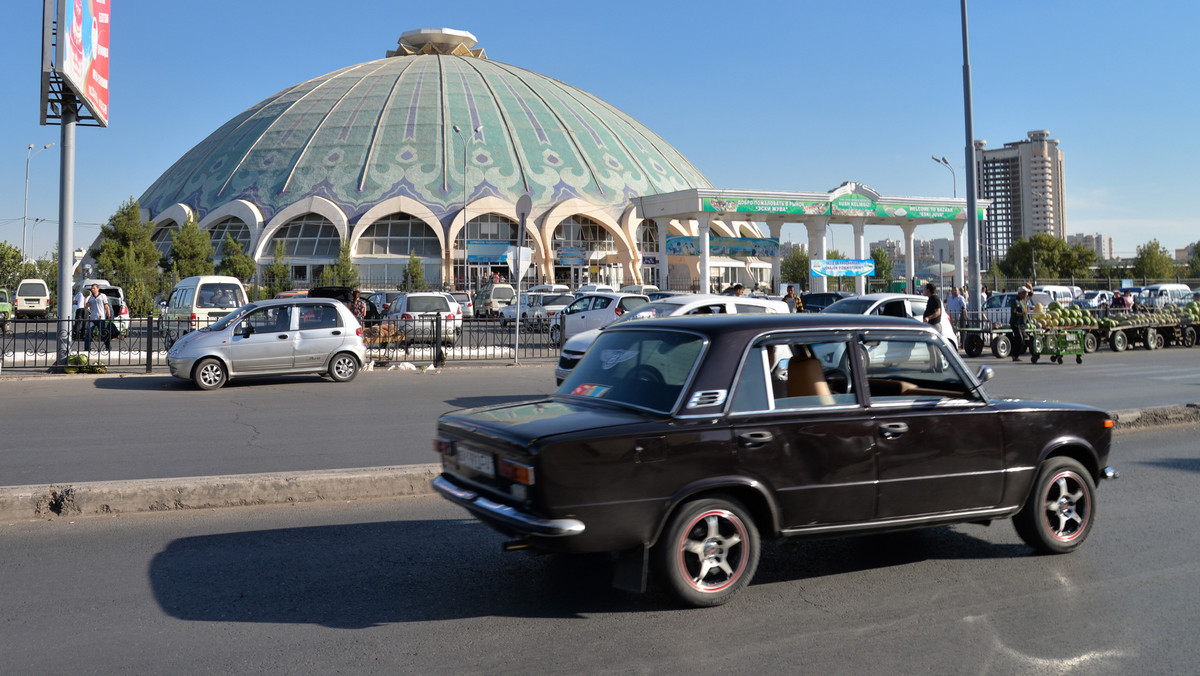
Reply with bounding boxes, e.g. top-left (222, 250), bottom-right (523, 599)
top-left (56, 0), bottom-right (110, 126)
top-left (811, 259), bottom-right (876, 278)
